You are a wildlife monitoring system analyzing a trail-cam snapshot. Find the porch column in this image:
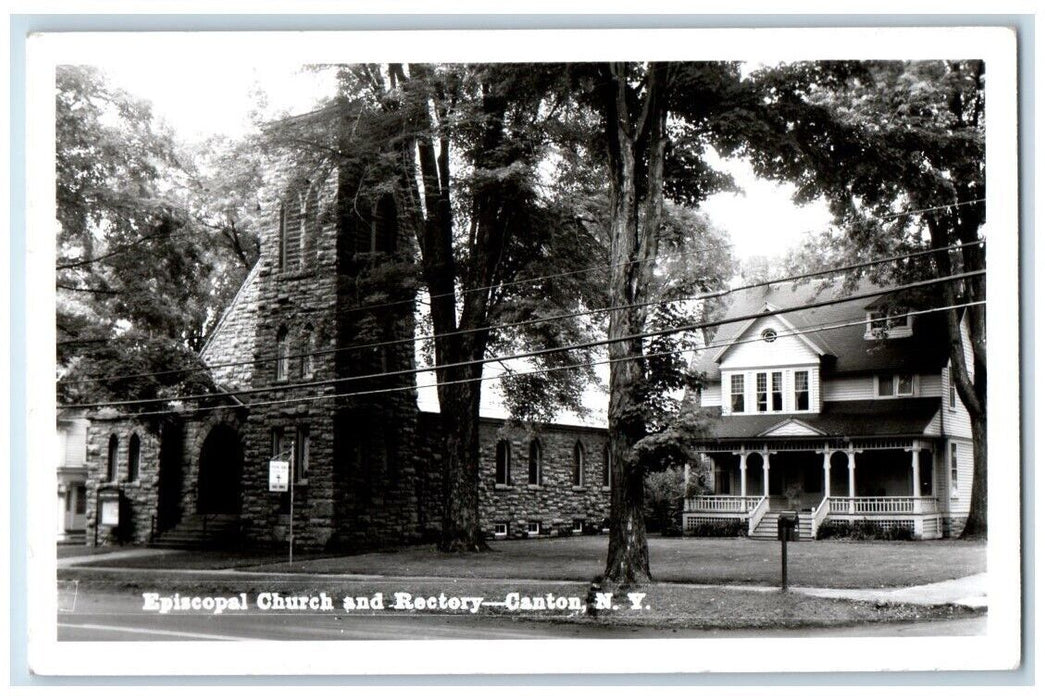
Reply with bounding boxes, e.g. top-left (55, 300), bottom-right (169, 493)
top-left (847, 449), bottom-right (856, 514)
top-left (738, 452), bottom-right (747, 499)
top-left (761, 451), bottom-right (771, 497)
top-left (821, 449), bottom-right (831, 499)
top-left (910, 448), bottom-right (922, 499)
